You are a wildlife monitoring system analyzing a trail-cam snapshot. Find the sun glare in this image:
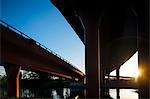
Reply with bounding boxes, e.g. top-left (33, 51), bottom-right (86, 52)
top-left (135, 69), bottom-right (140, 78)
top-left (137, 68), bottom-right (142, 78)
